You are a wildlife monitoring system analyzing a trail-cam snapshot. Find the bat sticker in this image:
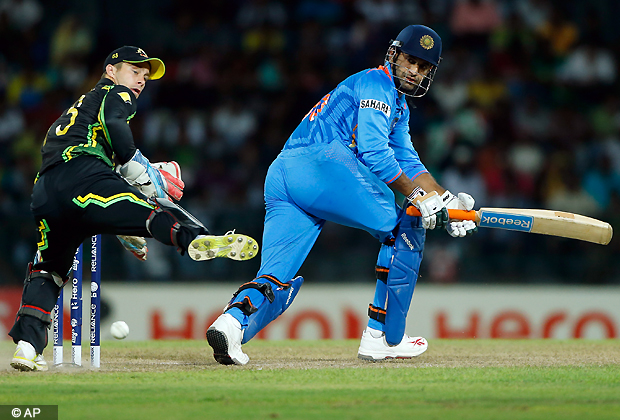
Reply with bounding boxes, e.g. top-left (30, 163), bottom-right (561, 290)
top-left (478, 212), bottom-right (533, 232)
